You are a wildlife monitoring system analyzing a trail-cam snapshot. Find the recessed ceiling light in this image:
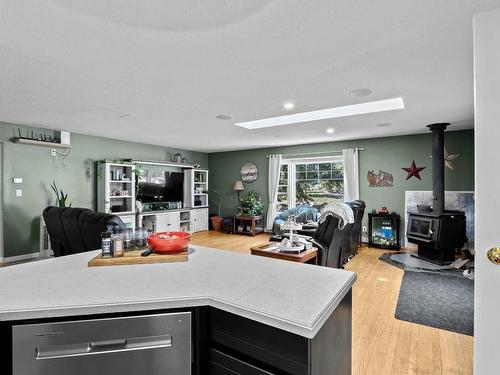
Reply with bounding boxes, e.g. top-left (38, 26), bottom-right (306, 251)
top-left (216, 114), bottom-right (232, 120)
top-left (349, 88), bottom-right (373, 97)
top-left (376, 122), bottom-right (392, 127)
top-left (235, 97), bottom-right (405, 130)
top-left (326, 128), bottom-right (335, 134)
top-left (283, 101), bottom-right (295, 110)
